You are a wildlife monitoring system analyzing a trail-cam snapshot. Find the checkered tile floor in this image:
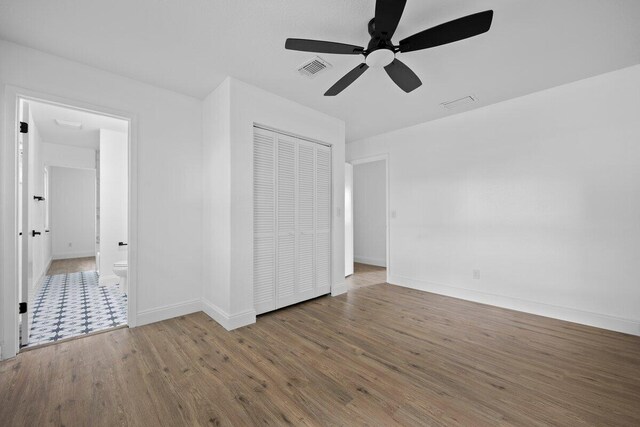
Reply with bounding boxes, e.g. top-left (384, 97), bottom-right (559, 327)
top-left (26, 271), bottom-right (127, 347)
